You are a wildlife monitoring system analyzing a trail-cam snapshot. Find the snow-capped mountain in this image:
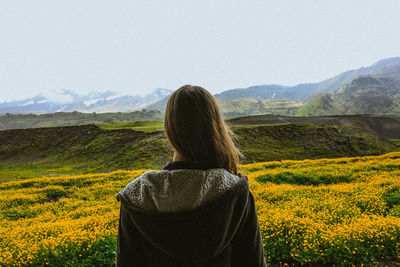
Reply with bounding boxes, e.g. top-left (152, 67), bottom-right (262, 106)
top-left (0, 88), bottom-right (173, 114)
